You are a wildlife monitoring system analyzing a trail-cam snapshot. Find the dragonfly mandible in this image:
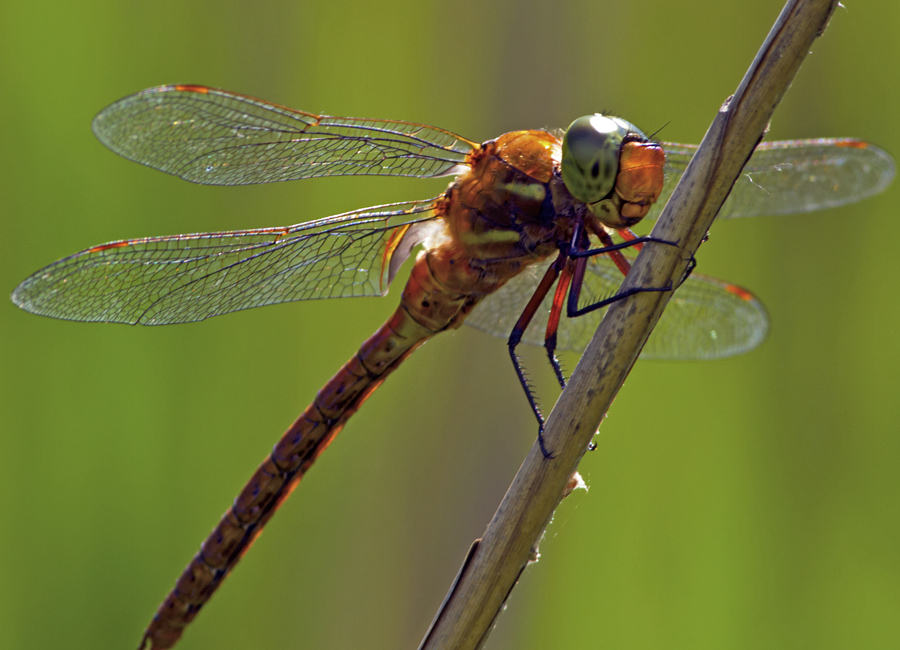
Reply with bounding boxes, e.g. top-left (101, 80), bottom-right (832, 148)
top-left (10, 85), bottom-right (895, 649)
